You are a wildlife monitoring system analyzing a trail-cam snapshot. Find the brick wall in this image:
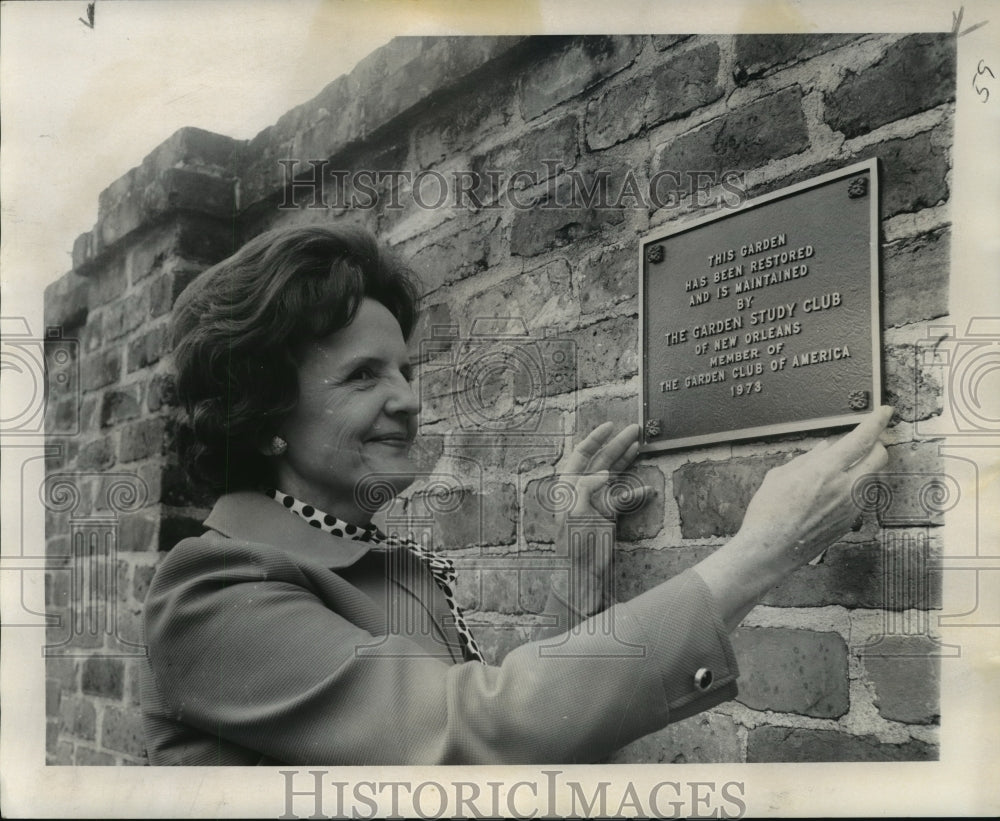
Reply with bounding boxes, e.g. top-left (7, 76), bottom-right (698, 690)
top-left (44, 33), bottom-right (953, 764)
